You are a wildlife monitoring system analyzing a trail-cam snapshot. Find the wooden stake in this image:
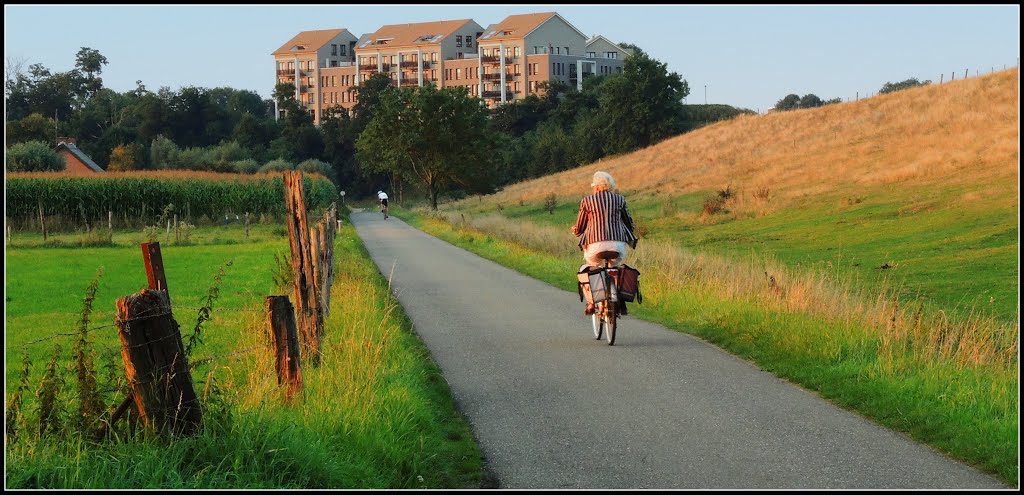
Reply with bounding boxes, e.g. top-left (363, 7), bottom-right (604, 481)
top-left (115, 289), bottom-right (201, 435)
top-left (266, 295), bottom-right (303, 400)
